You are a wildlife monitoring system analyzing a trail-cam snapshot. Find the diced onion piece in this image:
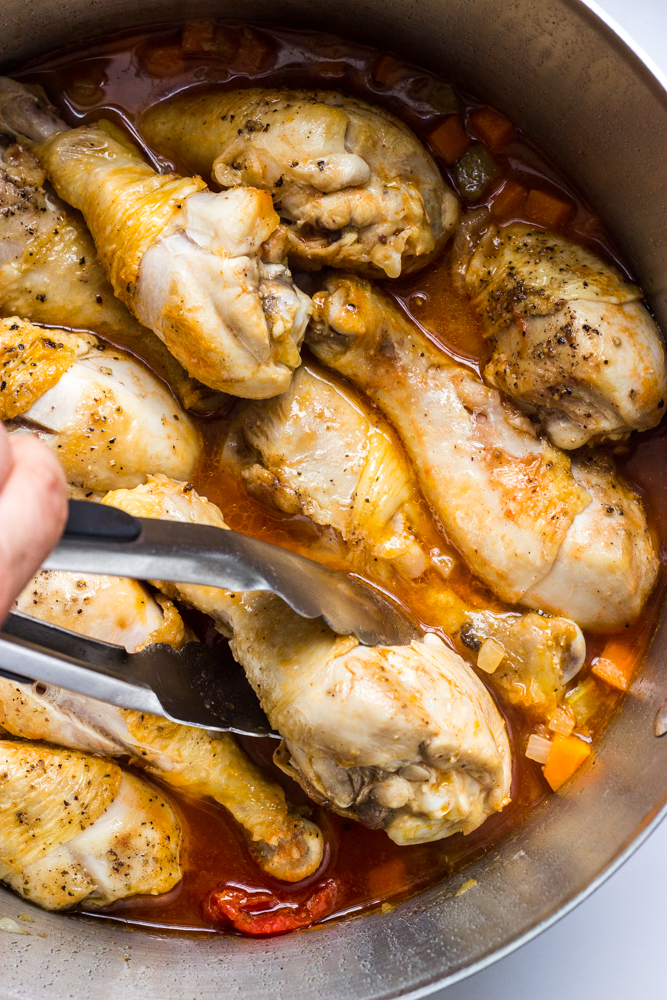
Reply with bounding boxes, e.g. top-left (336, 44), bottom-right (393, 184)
top-left (477, 637), bottom-right (506, 674)
top-left (548, 705), bottom-right (575, 736)
top-left (543, 734), bottom-right (591, 791)
top-left (525, 734), bottom-right (552, 764)
top-left (430, 548), bottom-right (456, 579)
top-left (0, 917), bottom-right (28, 935)
top-left (564, 676), bottom-right (601, 725)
